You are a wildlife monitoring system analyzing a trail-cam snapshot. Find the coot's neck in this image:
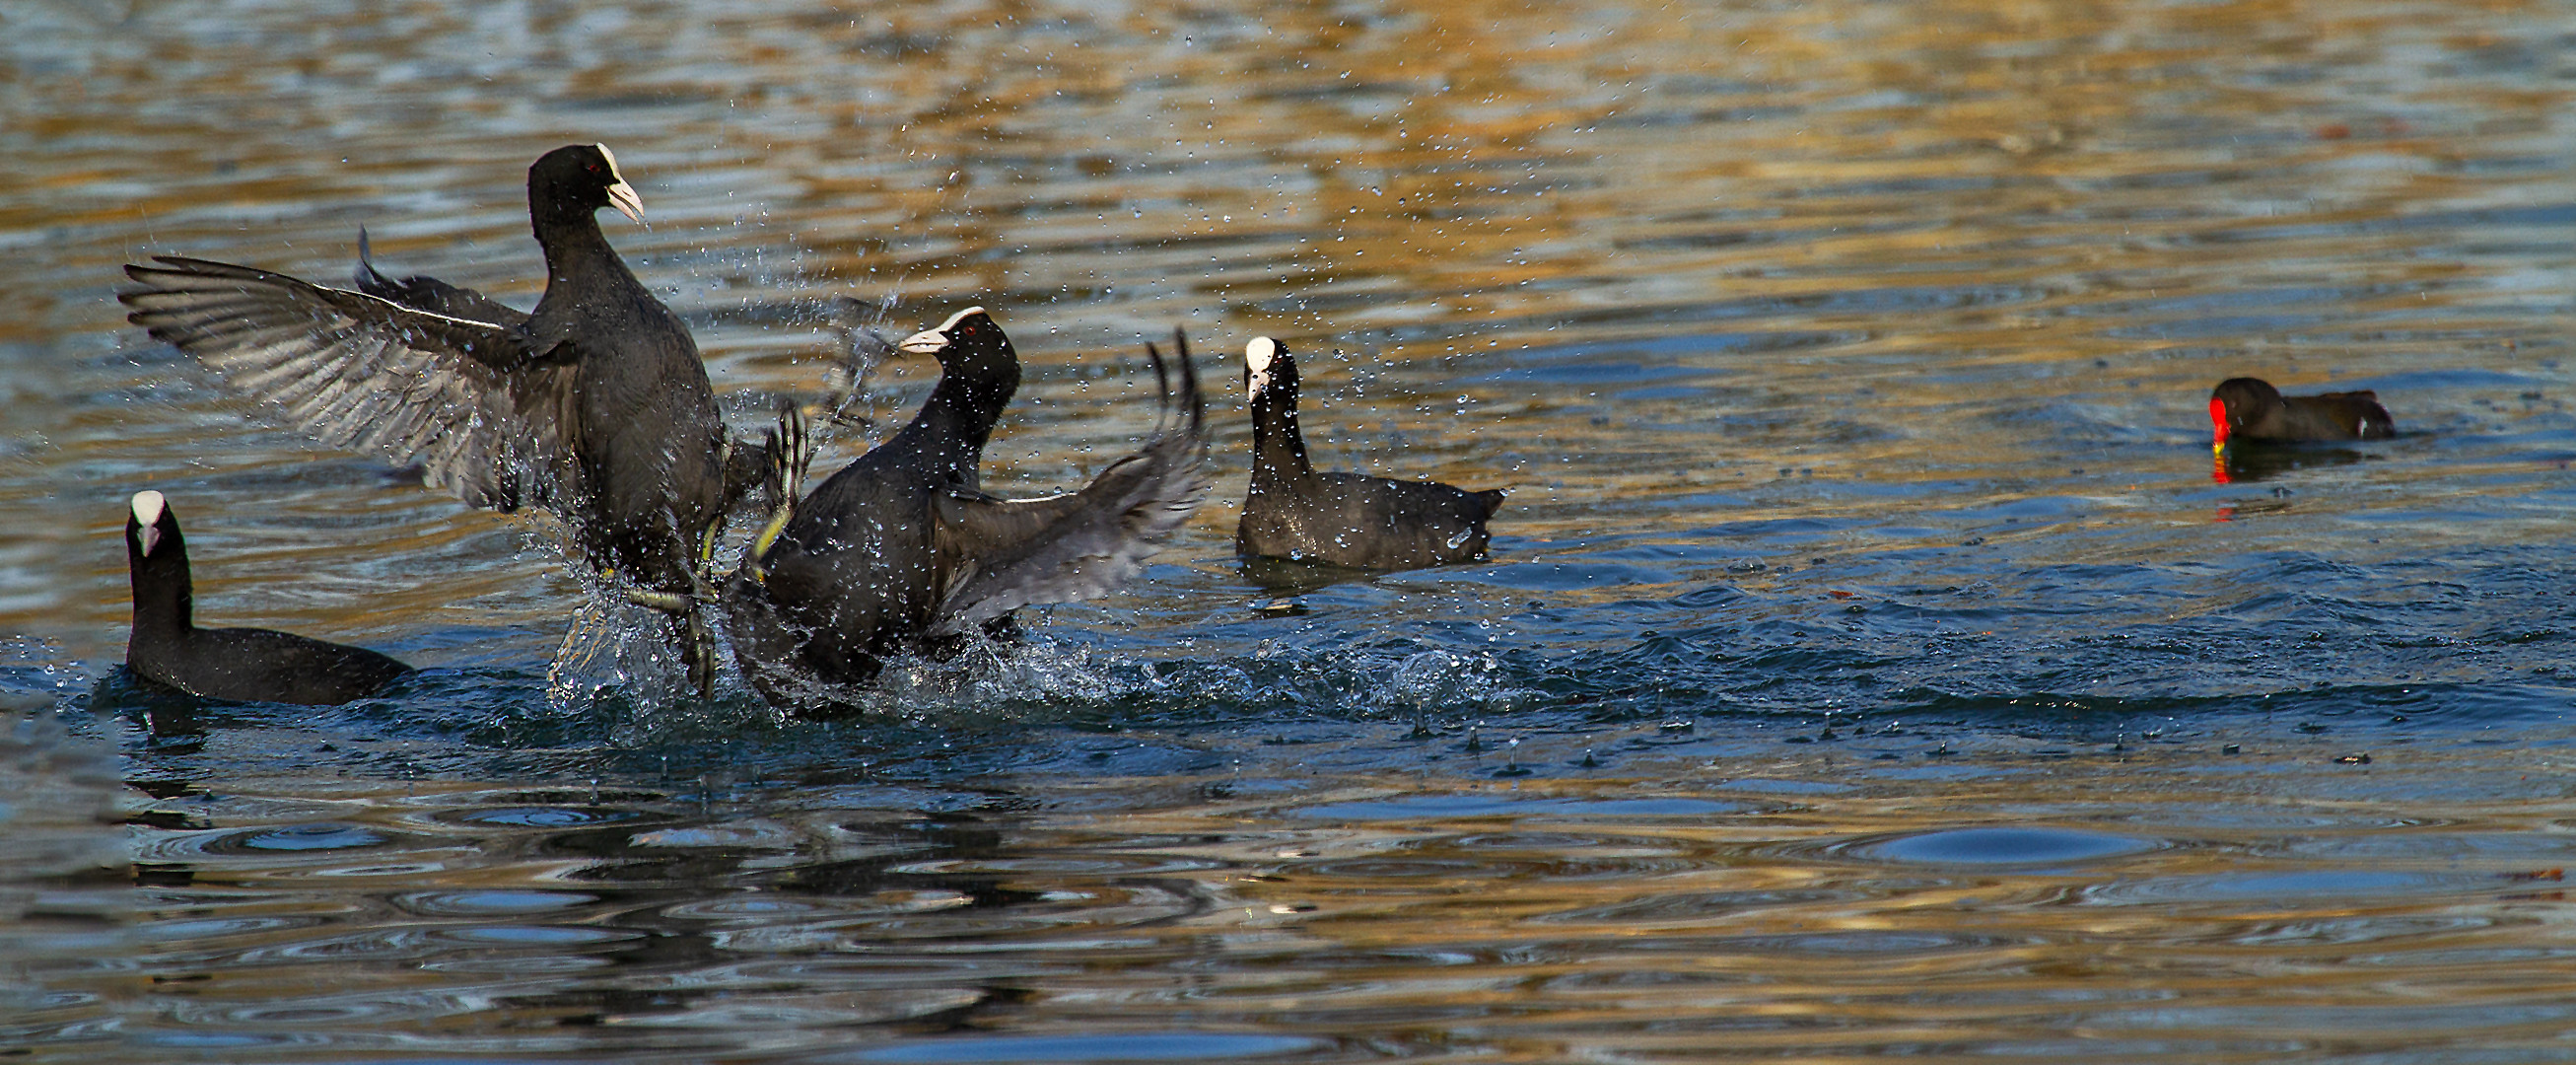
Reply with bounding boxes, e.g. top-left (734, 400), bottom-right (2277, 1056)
top-left (893, 363), bottom-right (1020, 486)
top-left (128, 527), bottom-right (195, 640)
top-left (1249, 379), bottom-right (1312, 480)
top-left (532, 207), bottom-right (643, 298)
